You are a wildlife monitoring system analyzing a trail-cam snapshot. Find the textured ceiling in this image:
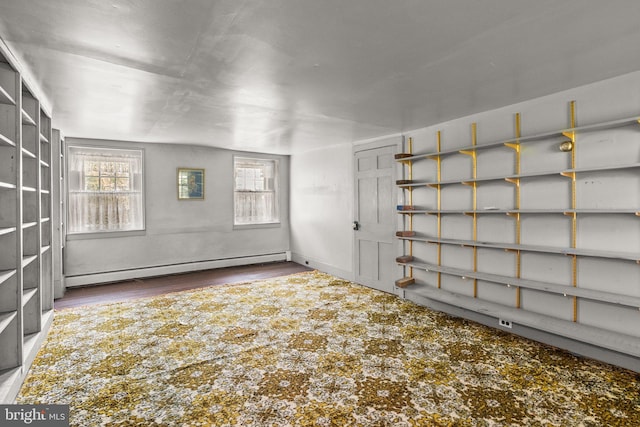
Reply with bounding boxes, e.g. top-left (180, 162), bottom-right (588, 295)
top-left (1, 0), bottom-right (640, 154)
